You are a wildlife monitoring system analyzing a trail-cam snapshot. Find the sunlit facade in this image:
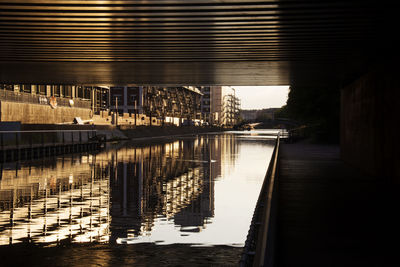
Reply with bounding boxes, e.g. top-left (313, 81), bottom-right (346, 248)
top-left (109, 86), bottom-right (202, 126)
top-left (211, 86), bottom-right (241, 126)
